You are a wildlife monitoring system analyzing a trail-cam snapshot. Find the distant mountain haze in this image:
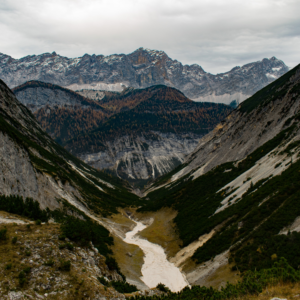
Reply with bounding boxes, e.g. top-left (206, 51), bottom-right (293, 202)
top-left (0, 48), bottom-right (289, 105)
